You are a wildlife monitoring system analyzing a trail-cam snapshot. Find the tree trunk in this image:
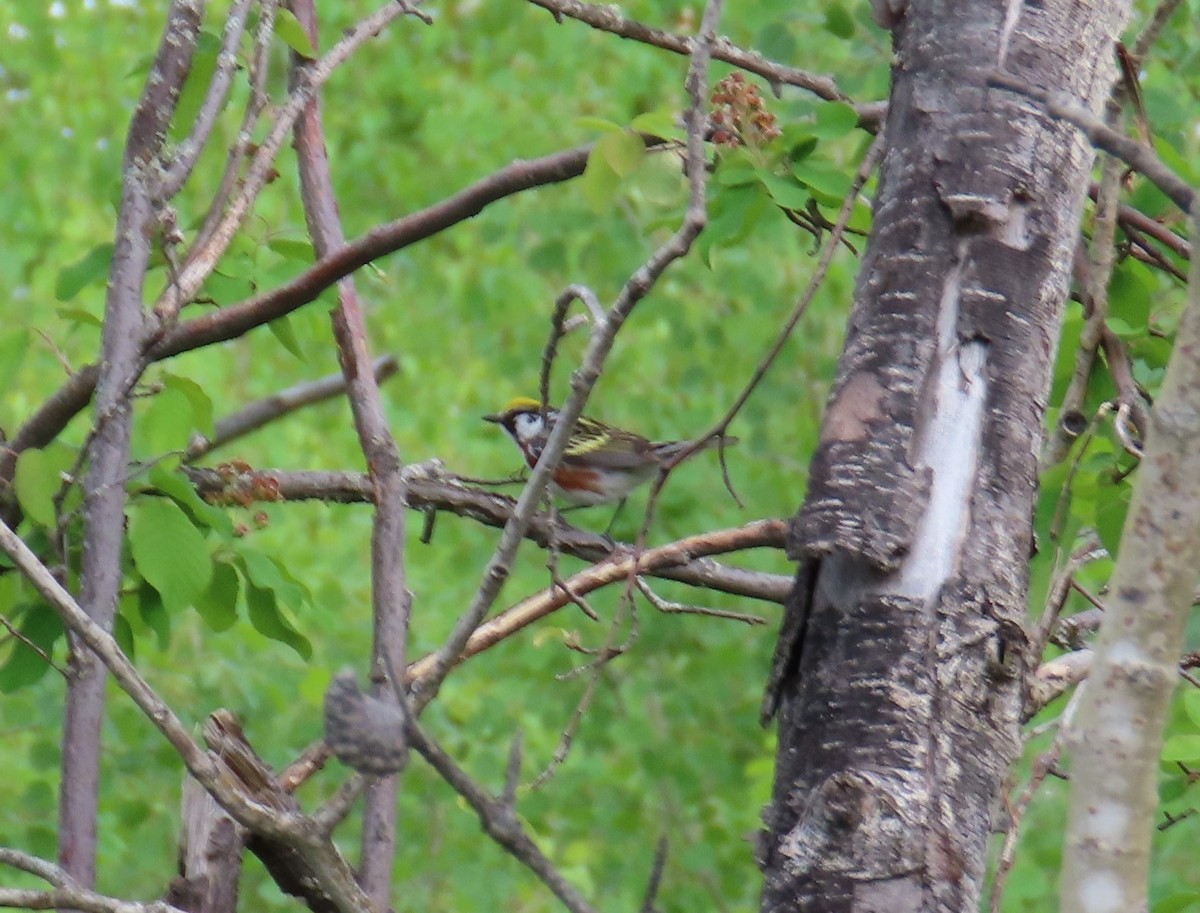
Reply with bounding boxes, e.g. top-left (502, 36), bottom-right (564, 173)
top-left (761, 1), bottom-right (1129, 910)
